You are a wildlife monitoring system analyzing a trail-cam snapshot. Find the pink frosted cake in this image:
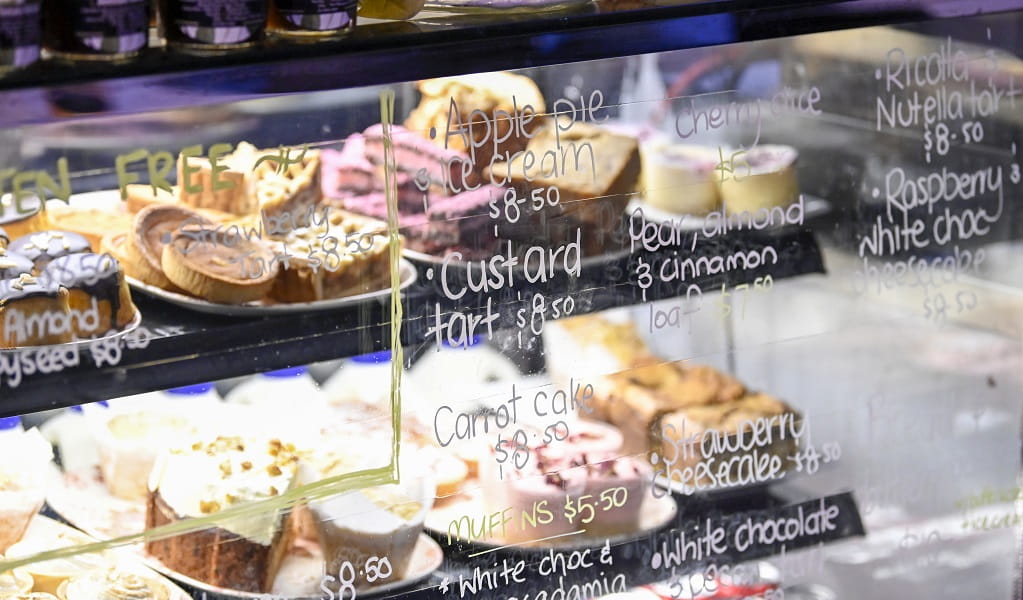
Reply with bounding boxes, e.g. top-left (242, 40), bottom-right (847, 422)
top-left (479, 420), bottom-right (650, 543)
